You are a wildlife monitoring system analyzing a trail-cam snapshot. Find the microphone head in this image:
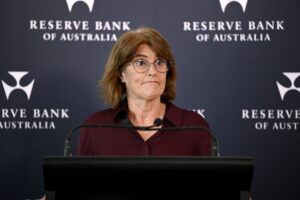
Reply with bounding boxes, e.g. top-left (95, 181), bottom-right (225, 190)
top-left (153, 118), bottom-right (162, 127)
